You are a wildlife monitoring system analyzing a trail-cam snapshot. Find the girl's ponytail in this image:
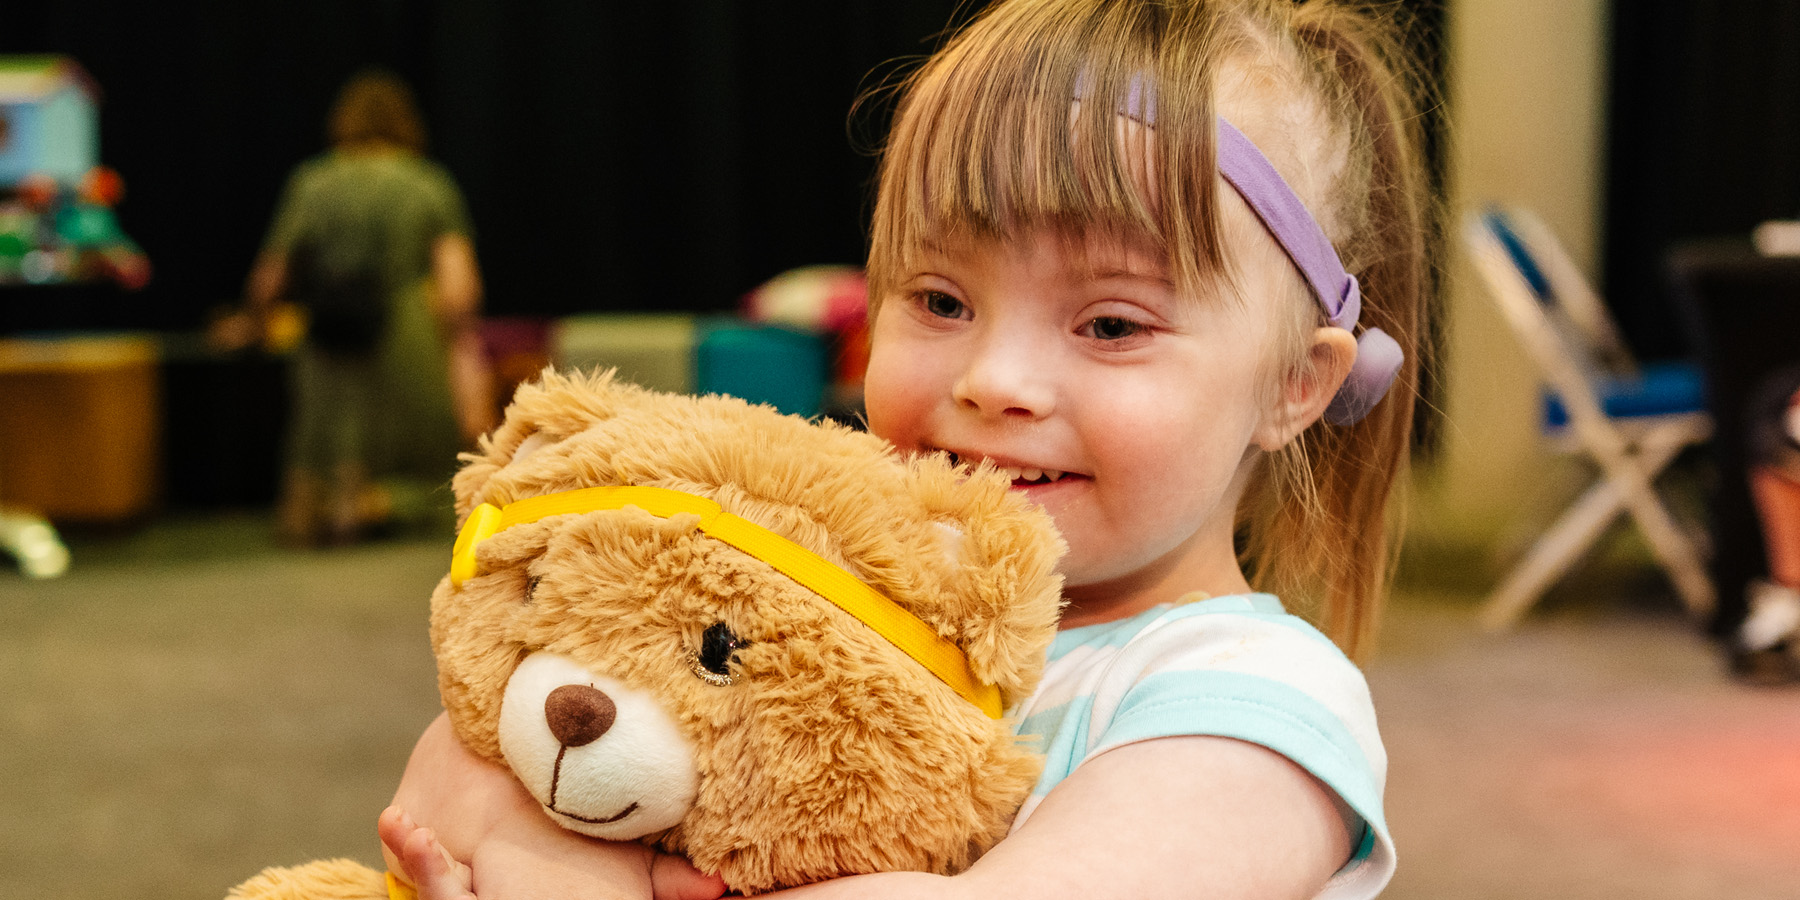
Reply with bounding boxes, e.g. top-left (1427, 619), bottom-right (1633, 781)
top-left (1243, 1), bottom-right (1442, 660)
